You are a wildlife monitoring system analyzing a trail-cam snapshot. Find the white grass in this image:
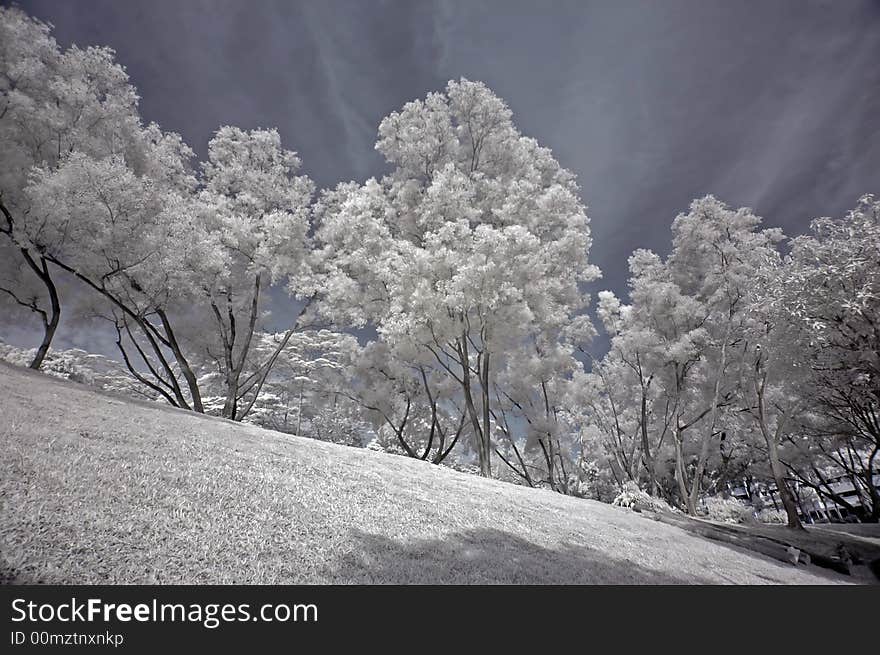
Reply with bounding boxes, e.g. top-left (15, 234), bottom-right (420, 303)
top-left (0, 362), bottom-right (850, 584)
